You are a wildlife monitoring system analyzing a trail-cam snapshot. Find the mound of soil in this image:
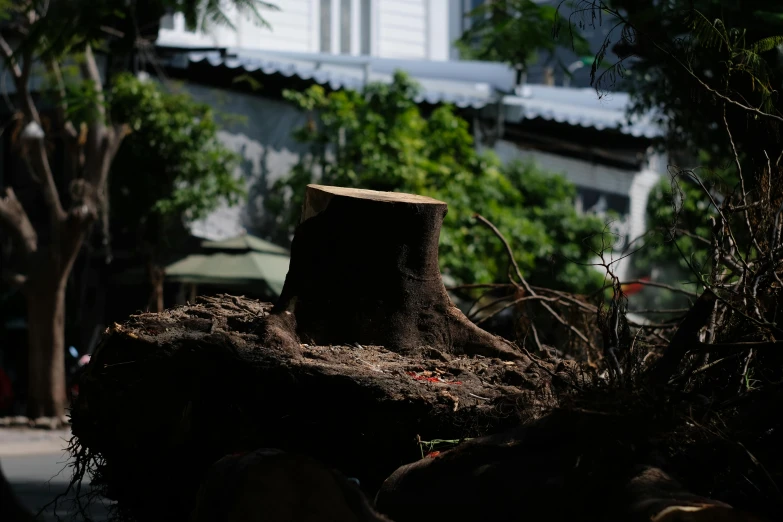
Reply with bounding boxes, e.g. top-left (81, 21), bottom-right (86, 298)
top-left (70, 295), bottom-right (574, 522)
